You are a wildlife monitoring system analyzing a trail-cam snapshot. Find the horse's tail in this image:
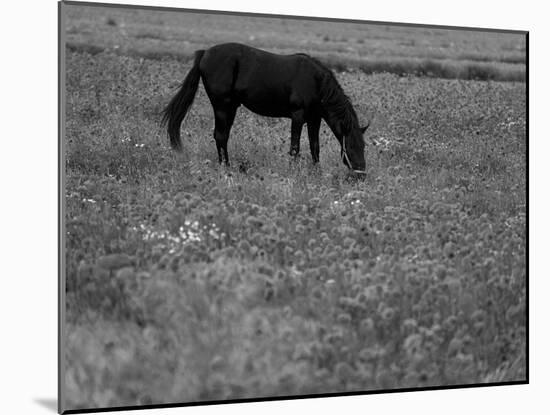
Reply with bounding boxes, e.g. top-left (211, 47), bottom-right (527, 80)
top-left (161, 49), bottom-right (205, 151)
